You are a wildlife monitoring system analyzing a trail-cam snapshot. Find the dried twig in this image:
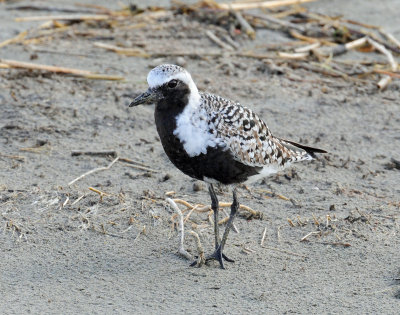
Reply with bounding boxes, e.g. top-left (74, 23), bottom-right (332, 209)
top-left (278, 51), bottom-right (308, 59)
top-left (134, 225), bottom-right (146, 242)
top-left (0, 153), bottom-right (25, 162)
top-left (260, 226), bottom-right (267, 246)
top-left (374, 69), bottom-right (400, 79)
top-left (233, 11), bottom-right (255, 39)
top-left (88, 187), bottom-right (109, 201)
top-left (377, 75), bottom-right (392, 90)
top-left (205, 30), bottom-right (234, 51)
top-left (123, 164), bottom-right (160, 173)
top-left (380, 31), bottom-right (400, 50)
top-left (246, 12), bottom-right (305, 33)
top-left (190, 231), bottom-right (205, 267)
top-left (68, 157), bottom-right (119, 186)
top-left (300, 231), bottom-right (321, 242)
top-left (315, 241), bottom-right (351, 247)
top-left (8, 4), bottom-right (102, 14)
top-left (71, 195), bottom-right (85, 206)
top-left (167, 198), bottom-right (193, 260)
top-left (61, 196), bottom-right (69, 208)
top-left (294, 42), bottom-right (320, 53)
top-left (93, 42), bottom-right (149, 57)
top-left (0, 30), bottom-right (28, 48)
top-left (15, 14), bottom-right (110, 22)
top-left (0, 59), bottom-right (124, 81)
top-left (218, 0), bottom-right (317, 11)
top-left (71, 150), bottom-right (117, 157)
top-left (118, 157), bottom-right (152, 168)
